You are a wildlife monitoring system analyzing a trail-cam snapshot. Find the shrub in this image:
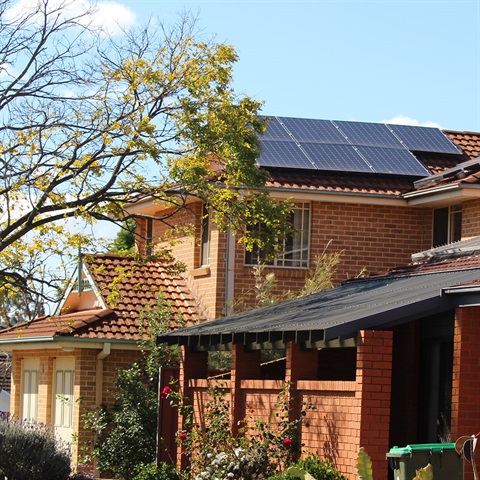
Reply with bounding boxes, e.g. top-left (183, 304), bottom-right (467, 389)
top-left (295, 456), bottom-right (347, 480)
top-left (132, 461), bottom-right (180, 480)
top-left (0, 419), bottom-right (71, 480)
